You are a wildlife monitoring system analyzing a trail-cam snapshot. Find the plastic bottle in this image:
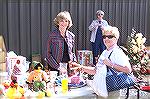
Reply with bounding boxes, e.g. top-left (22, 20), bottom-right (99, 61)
top-left (61, 77), bottom-right (68, 94)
